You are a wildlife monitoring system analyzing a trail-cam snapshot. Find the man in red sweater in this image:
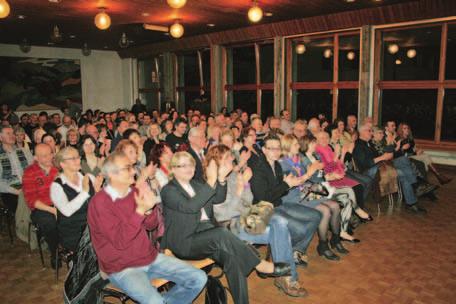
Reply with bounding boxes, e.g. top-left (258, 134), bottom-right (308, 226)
top-left (88, 152), bottom-right (206, 304)
top-left (22, 143), bottom-right (59, 268)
